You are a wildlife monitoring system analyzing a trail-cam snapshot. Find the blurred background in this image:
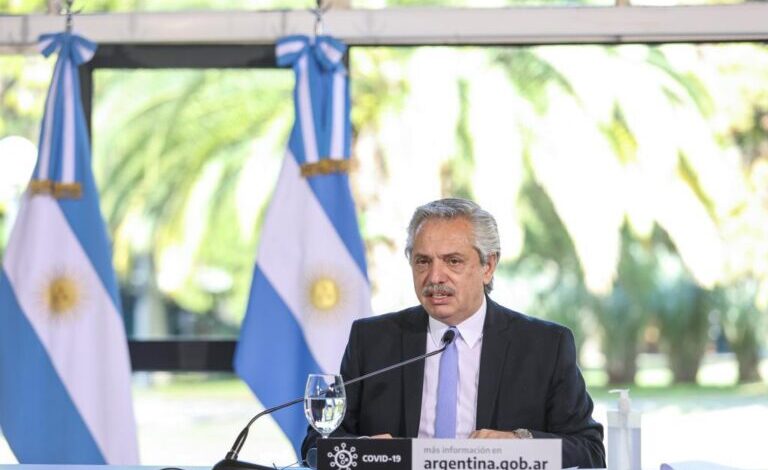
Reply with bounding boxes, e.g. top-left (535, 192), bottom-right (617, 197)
top-left (1, 0), bottom-right (767, 468)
